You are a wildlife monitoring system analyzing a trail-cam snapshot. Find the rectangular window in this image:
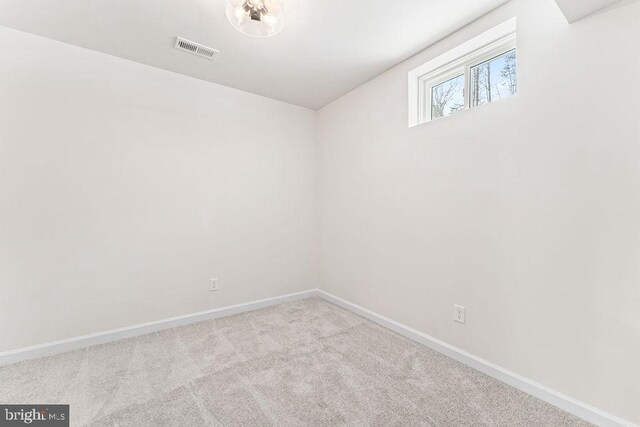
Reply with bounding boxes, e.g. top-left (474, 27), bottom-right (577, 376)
top-left (408, 19), bottom-right (517, 127)
top-left (470, 49), bottom-right (517, 107)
